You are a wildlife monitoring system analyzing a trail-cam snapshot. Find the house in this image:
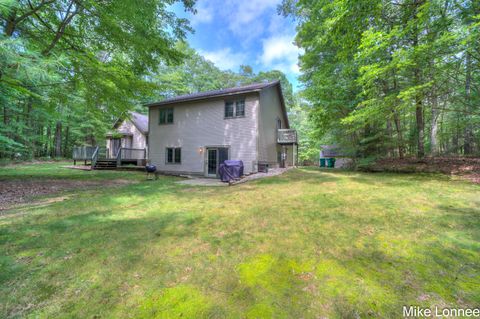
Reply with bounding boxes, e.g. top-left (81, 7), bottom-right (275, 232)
top-left (146, 81), bottom-right (298, 177)
top-left (106, 111), bottom-right (148, 158)
top-left (72, 111), bottom-right (149, 169)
